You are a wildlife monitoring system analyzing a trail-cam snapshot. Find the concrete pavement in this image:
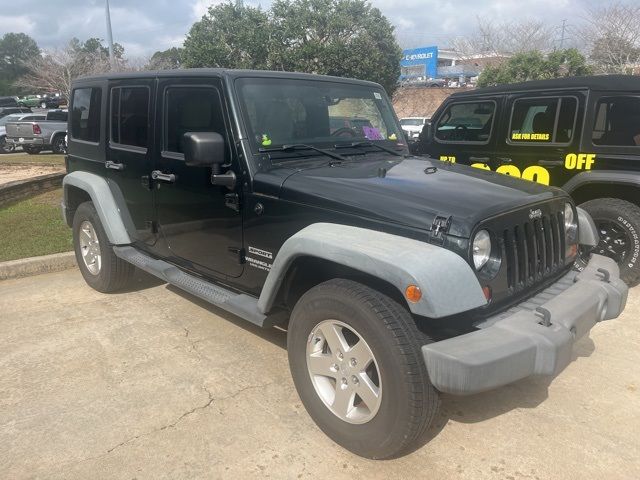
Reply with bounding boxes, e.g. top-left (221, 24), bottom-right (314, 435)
top-left (0, 269), bottom-right (638, 479)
